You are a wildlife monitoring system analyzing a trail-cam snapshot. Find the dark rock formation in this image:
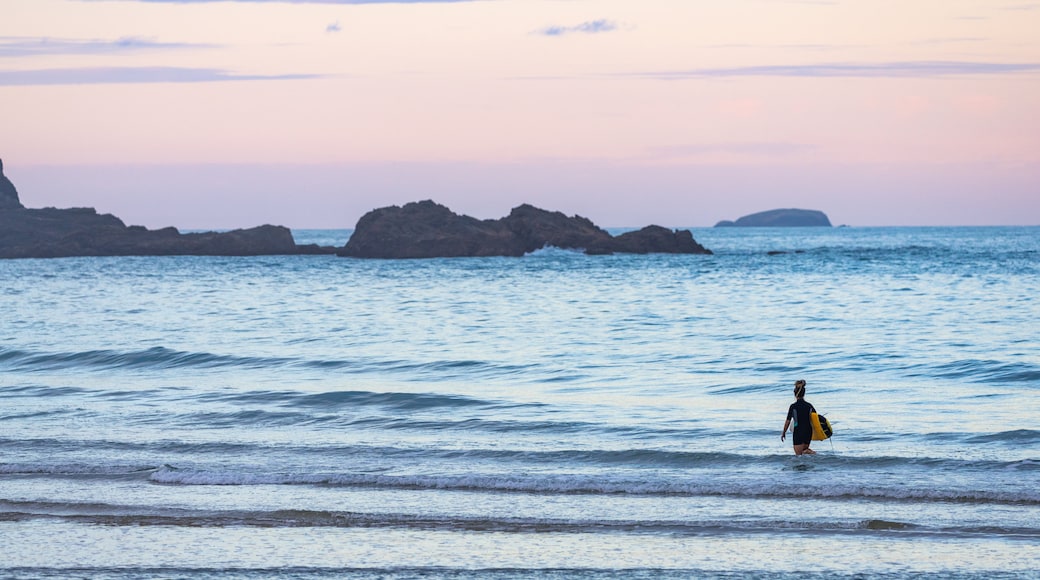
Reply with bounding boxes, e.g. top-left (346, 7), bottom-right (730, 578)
top-left (340, 200), bottom-right (523, 258)
top-left (0, 207), bottom-right (334, 258)
top-left (614, 225), bottom-right (706, 255)
top-left (339, 200), bottom-right (712, 258)
top-left (0, 160), bottom-right (336, 258)
top-left (715, 208), bottom-right (832, 227)
top-left (0, 158), bottom-right (23, 210)
top-left (504, 203), bottom-right (619, 255)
